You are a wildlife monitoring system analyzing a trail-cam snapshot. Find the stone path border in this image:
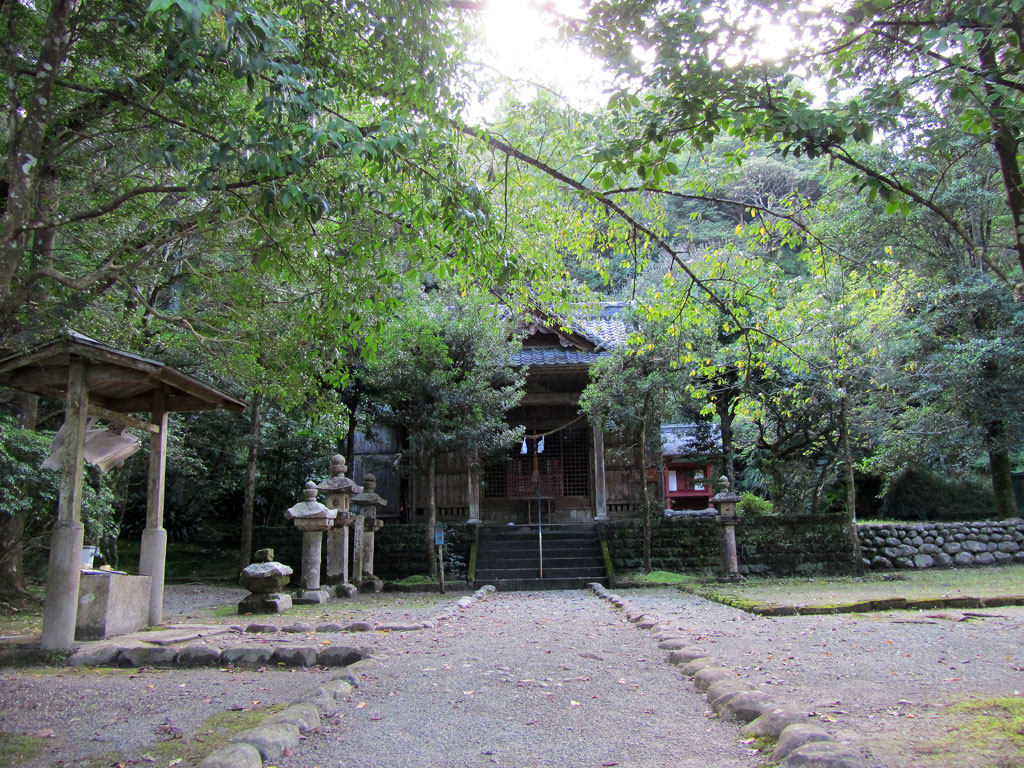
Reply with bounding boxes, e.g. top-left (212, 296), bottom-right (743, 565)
top-left (66, 585), bottom-right (496, 768)
top-left (65, 586), bottom-right (496, 670)
top-left (588, 583), bottom-right (870, 768)
top-left (690, 588), bottom-right (1024, 617)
